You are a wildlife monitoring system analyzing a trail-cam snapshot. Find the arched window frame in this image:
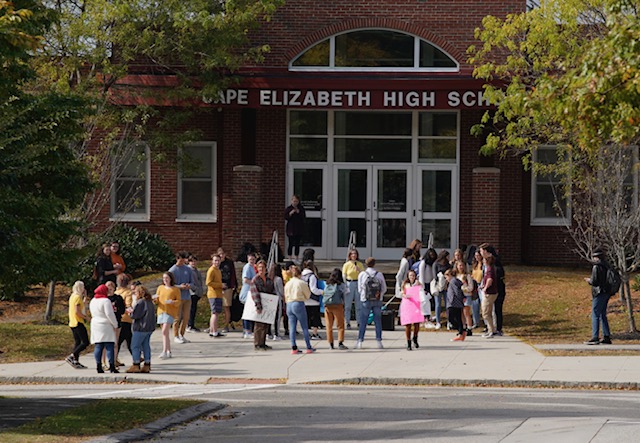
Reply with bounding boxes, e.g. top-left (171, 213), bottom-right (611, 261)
top-left (289, 28), bottom-right (459, 73)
